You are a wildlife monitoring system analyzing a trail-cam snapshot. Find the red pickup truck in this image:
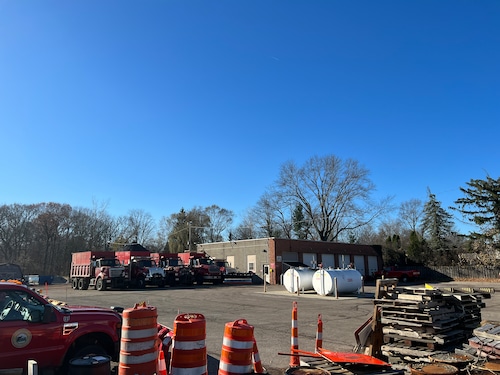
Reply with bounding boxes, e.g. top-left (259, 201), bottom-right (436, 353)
top-left (0, 281), bottom-right (122, 374)
top-left (373, 266), bottom-right (420, 282)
